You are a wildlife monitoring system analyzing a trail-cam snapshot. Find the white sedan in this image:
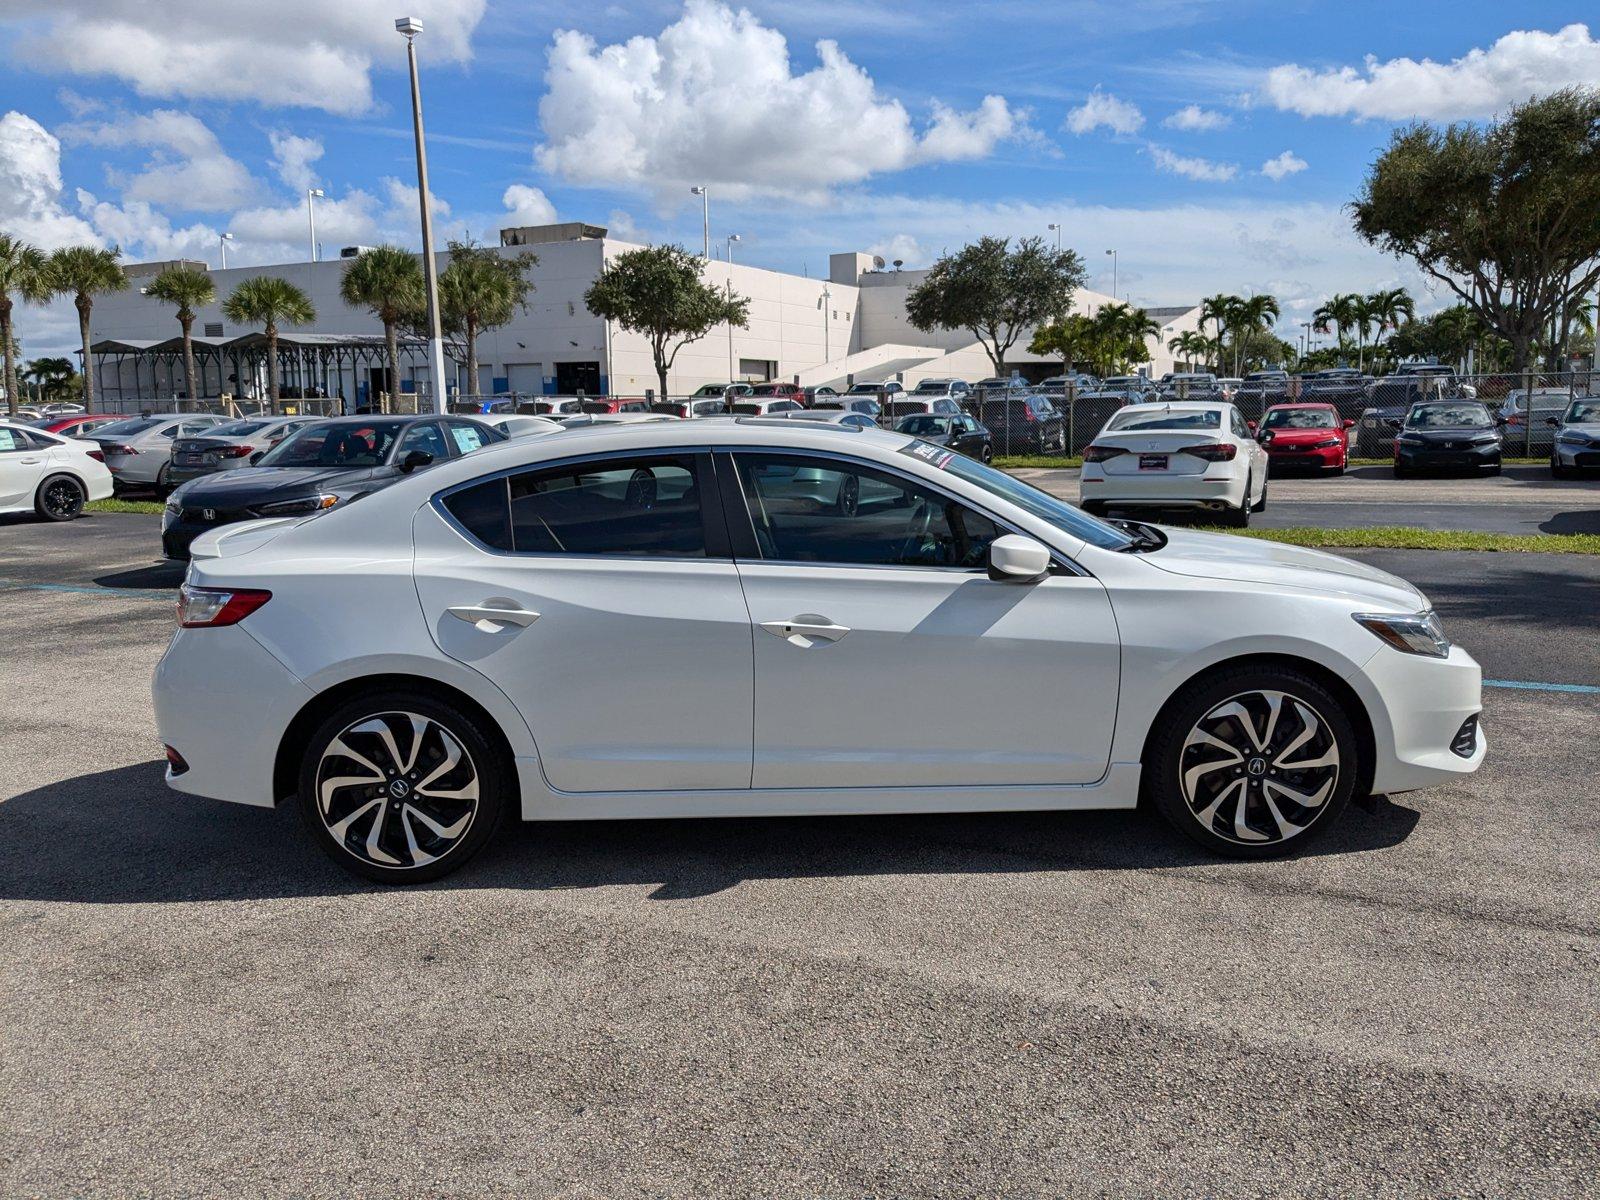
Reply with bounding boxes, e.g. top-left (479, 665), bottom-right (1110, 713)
top-left (0, 420), bottom-right (114, 519)
top-left (1080, 402), bottom-right (1269, 527)
top-left (154, 420), bottom-right (1484, 882)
